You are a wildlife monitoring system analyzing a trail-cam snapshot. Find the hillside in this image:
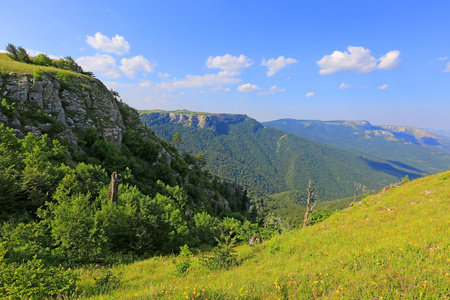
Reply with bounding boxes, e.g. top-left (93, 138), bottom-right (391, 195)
top-left (0, 52), bottom-right (249, 266)
top-left (81, 171), bottom-right (450, 299)
top-left (263, 119), bottom-right (450, 174)
top-left (141, 110), bottom-right (424, 201)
